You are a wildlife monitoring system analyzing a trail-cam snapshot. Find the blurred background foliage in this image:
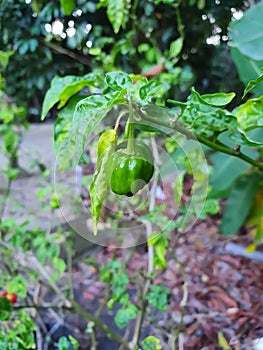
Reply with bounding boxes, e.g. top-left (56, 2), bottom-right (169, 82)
top-left (0, 0), bottom-right (261, 121)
